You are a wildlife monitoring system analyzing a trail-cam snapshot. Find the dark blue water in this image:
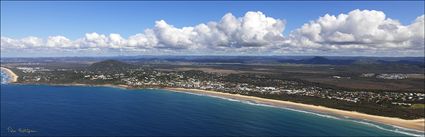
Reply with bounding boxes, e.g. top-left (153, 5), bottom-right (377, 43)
top-left (0, 84), bottom-right (422, 136)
